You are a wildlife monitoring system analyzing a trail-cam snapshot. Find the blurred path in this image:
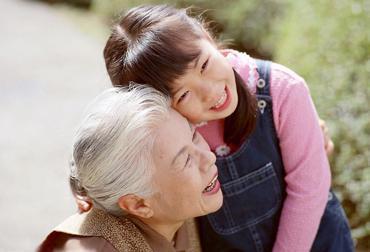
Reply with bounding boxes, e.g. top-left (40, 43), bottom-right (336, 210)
top-left (0, 0), bottom-right (109, 251)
